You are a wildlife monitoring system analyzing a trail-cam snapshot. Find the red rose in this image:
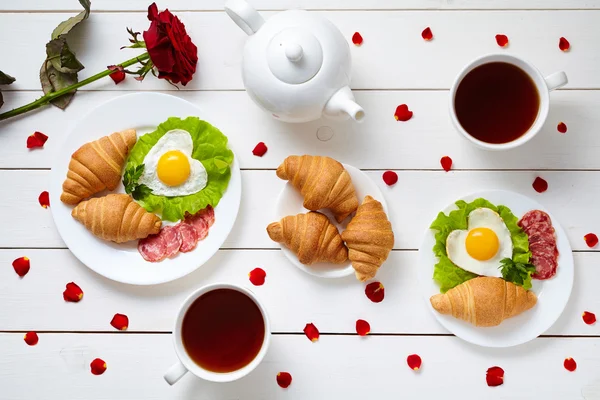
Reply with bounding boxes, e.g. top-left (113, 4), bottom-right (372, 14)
top-left (143, 3), bottom-right (198, 85)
